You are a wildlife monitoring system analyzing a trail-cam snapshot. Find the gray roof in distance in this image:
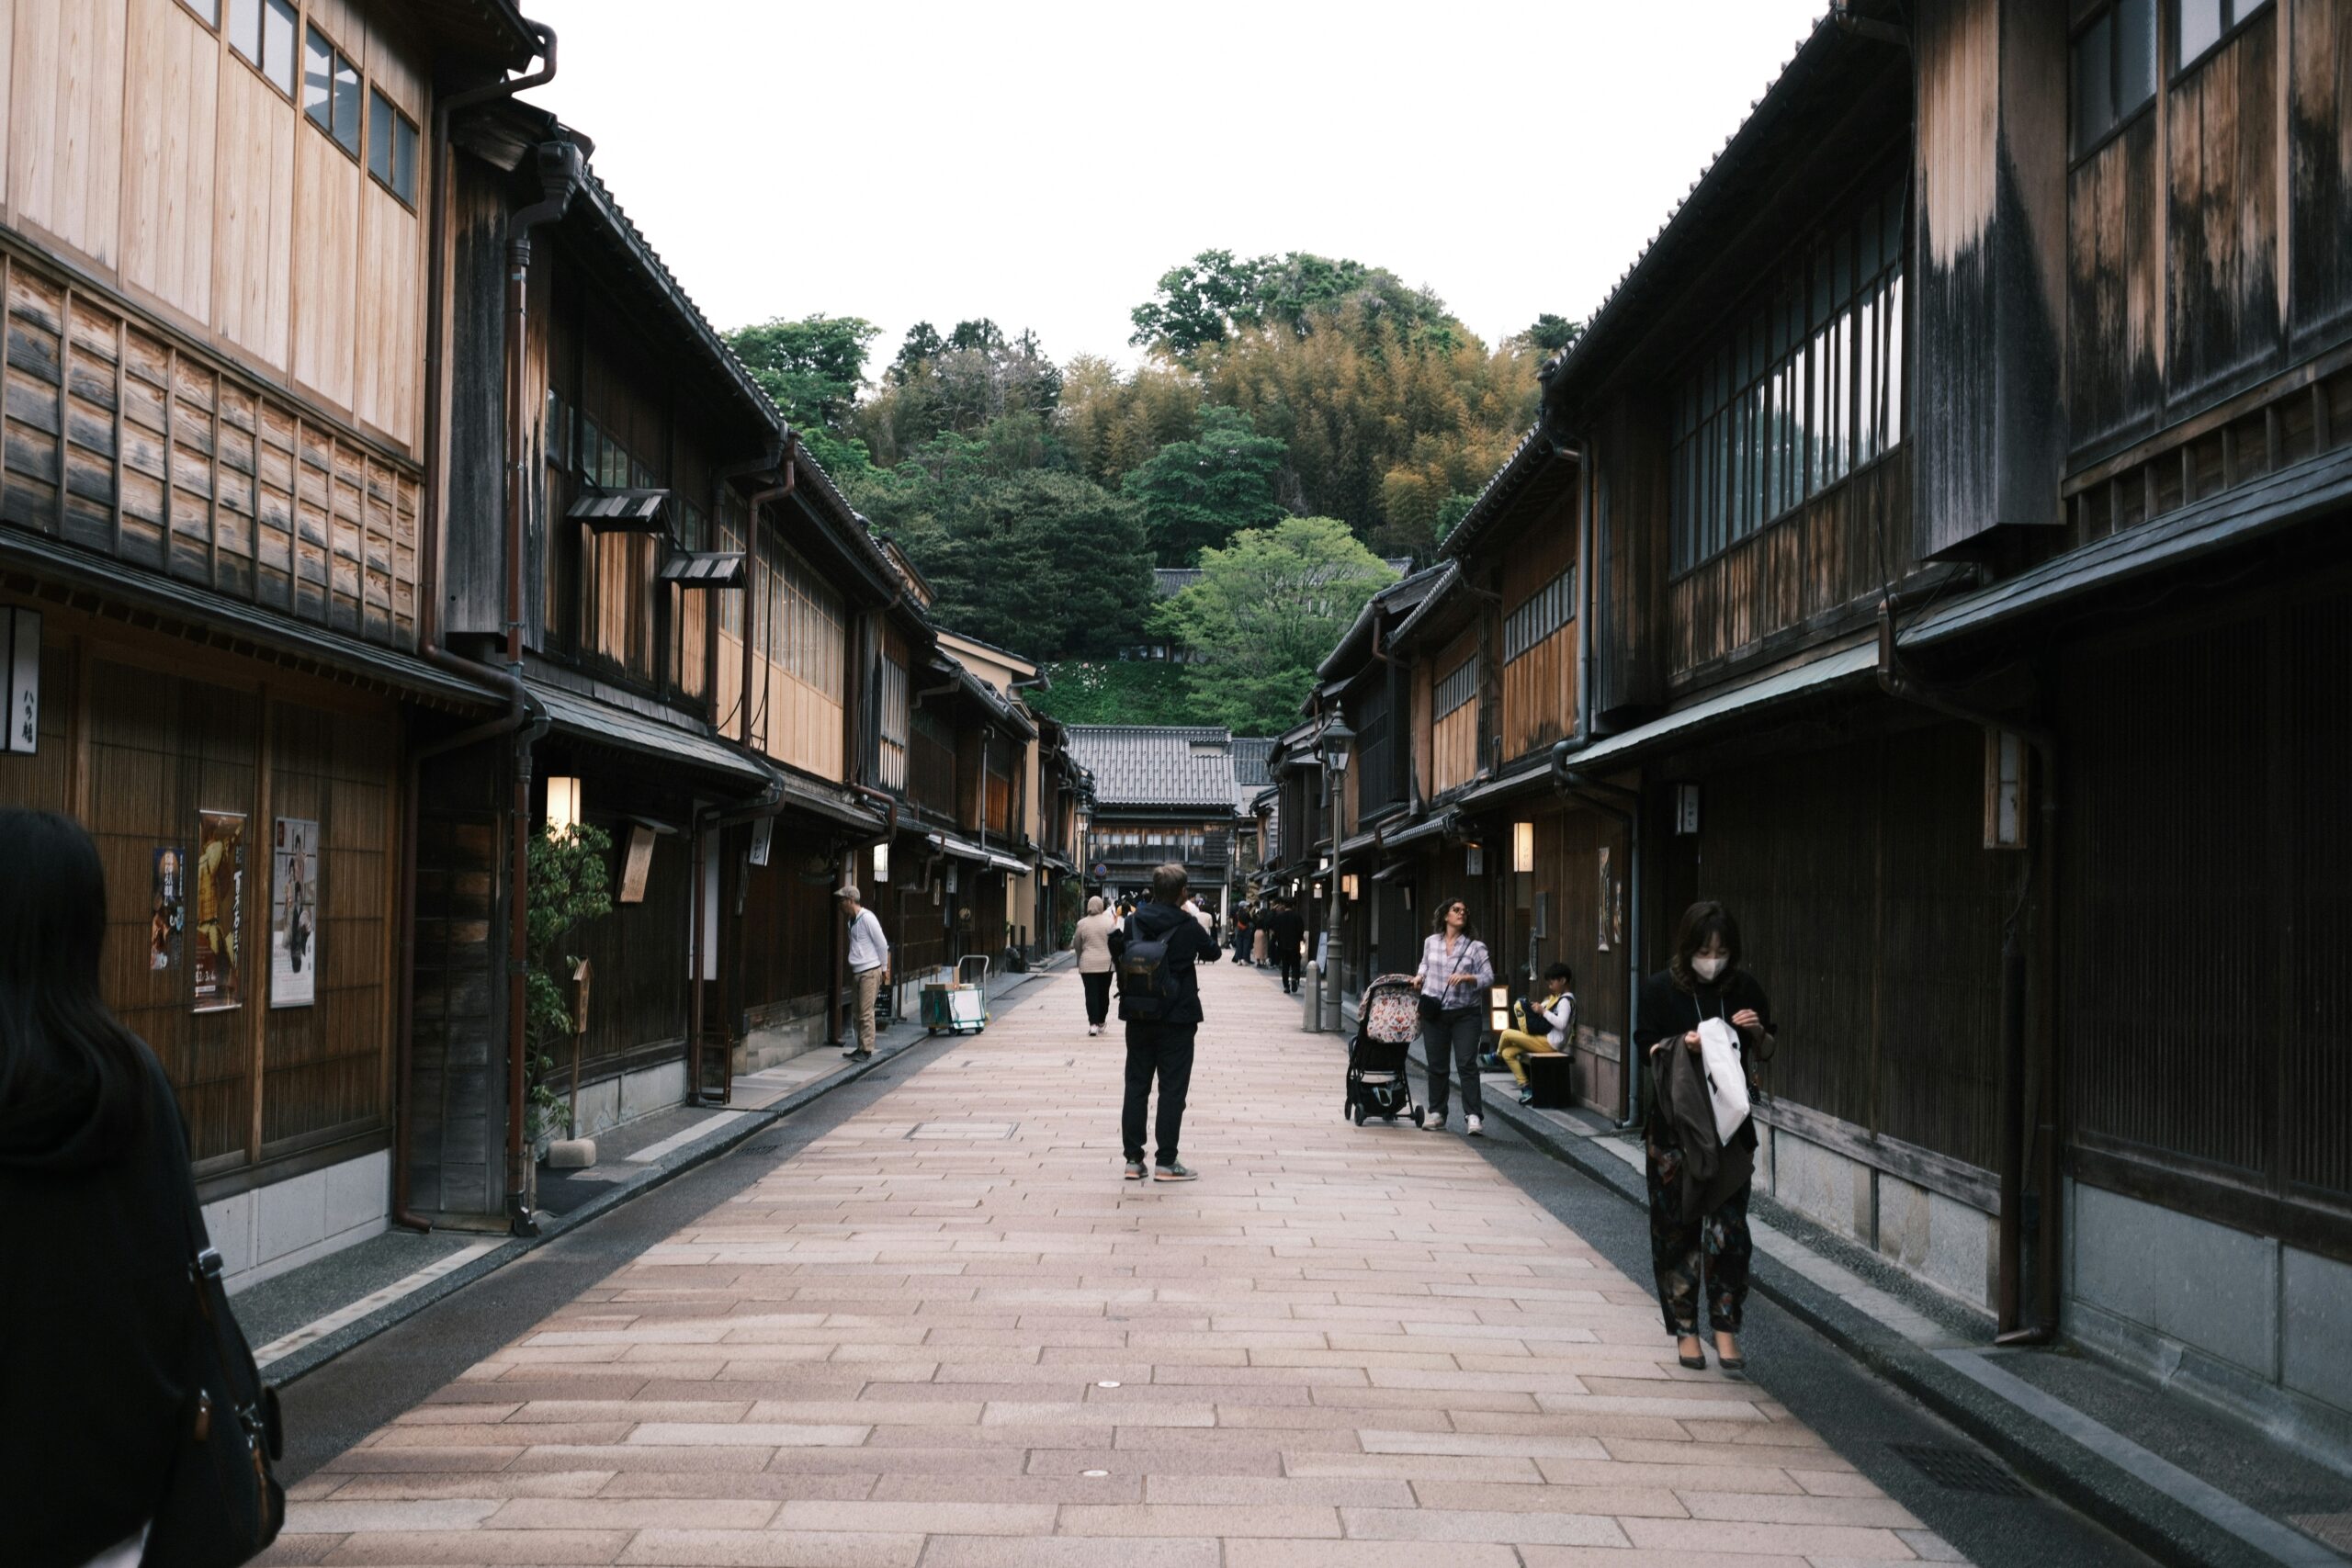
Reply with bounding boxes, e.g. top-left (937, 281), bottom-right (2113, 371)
top-left (1231, 736), bottom-right (1274, 812)
top-left (1065, 726), bottom-right (1239, 810)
